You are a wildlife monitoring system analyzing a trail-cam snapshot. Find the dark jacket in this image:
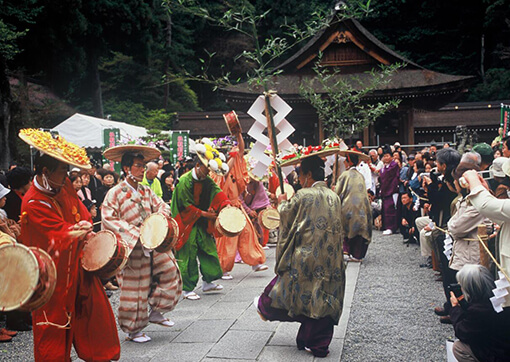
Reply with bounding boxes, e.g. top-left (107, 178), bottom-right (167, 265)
top-left (4, 190), bottom-right (22, 222)
top-left (427, 180), bottom-right (457, 226)
top-left (450, 301), bottom-right (510, 362)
